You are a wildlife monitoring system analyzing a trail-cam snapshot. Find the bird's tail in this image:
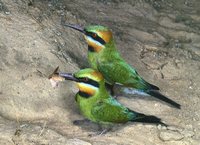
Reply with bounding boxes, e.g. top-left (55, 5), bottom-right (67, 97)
top-left (130, 111), bottom-right (166, 126)
top-left (146, 90), bottom-right (181, 109)
top-left (146, 81), bottom-right (160, 90)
